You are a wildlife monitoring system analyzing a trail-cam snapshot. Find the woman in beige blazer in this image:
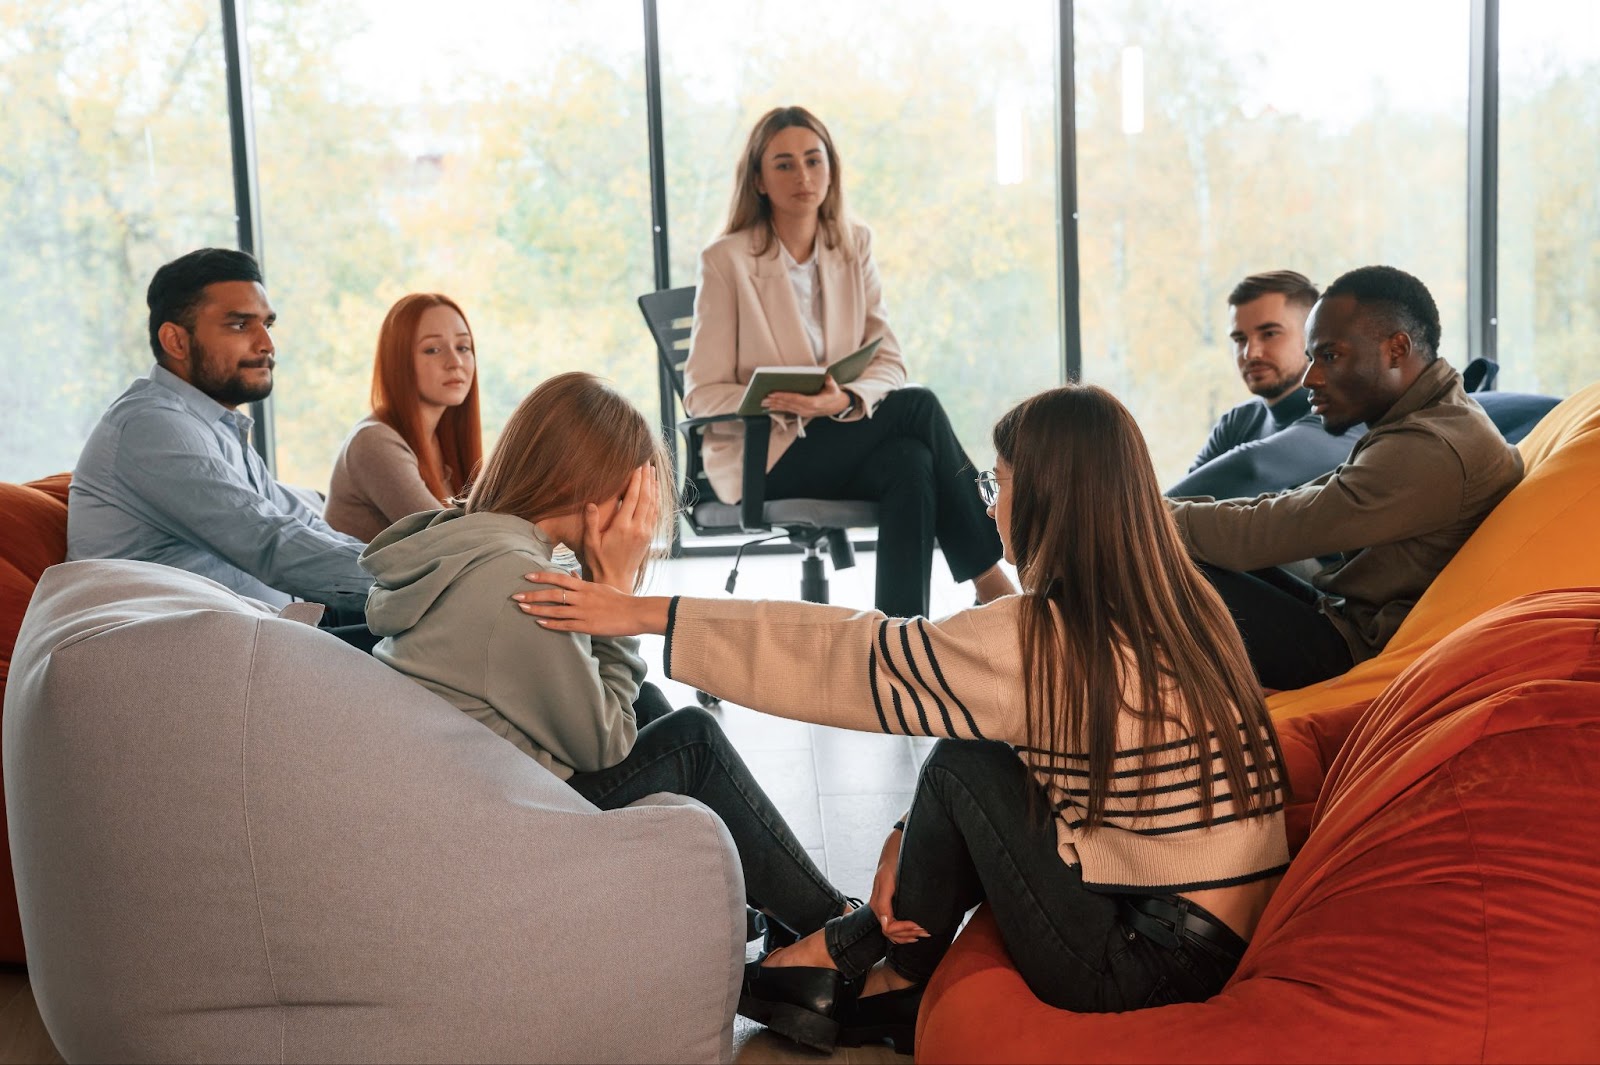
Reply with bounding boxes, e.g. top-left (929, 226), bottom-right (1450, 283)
top-left (684, 106), bottom-right (1014, 618)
